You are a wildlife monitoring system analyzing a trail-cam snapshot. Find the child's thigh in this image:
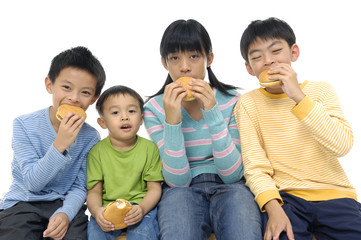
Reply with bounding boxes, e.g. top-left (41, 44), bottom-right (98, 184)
top-left (261, 193), bottom-right (314, 240)
top-left (314, 198), bottom-right (361, 239)
top-left (65, 204), bottom-right (88, 240)
top-left (0, 202), bottom-right (47, 240)
top-left (210, 180), bottom-right (262, 239)
top-left (88, 216), bottom-right (122, 240)
top-left (126, 207), bottom-right (159, 240)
